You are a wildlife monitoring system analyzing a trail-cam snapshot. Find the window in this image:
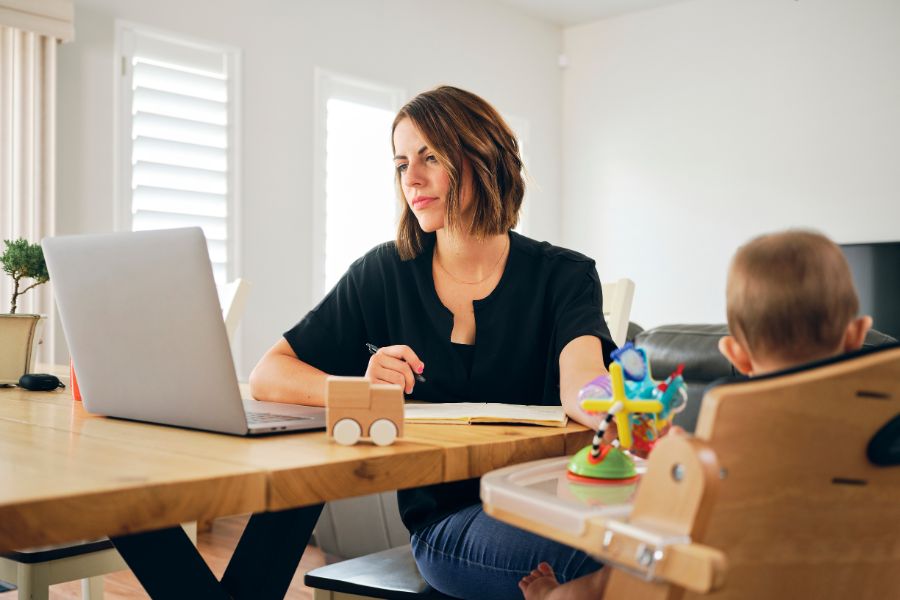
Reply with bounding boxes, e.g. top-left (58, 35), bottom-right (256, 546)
top-left (116, 23), bottom-right (240, 284)
top-left (314, 70), bottom-right (404, 297)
